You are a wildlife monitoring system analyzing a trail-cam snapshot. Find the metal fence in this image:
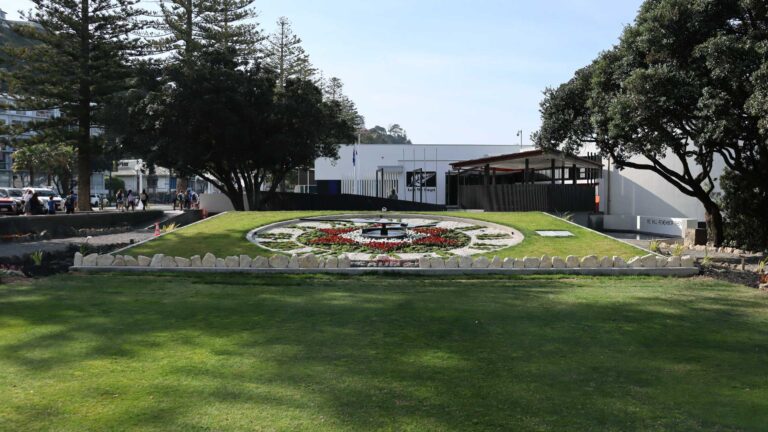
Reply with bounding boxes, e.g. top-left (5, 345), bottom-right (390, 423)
top-left (458, 184), bottom-right (596, 212)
